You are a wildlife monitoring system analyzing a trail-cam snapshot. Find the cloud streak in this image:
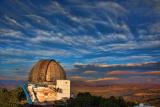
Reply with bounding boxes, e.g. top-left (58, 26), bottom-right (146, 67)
top-left (87, 77), bottom-right (120, 82)
top-left (0, 0), bottom-right (160, 81)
